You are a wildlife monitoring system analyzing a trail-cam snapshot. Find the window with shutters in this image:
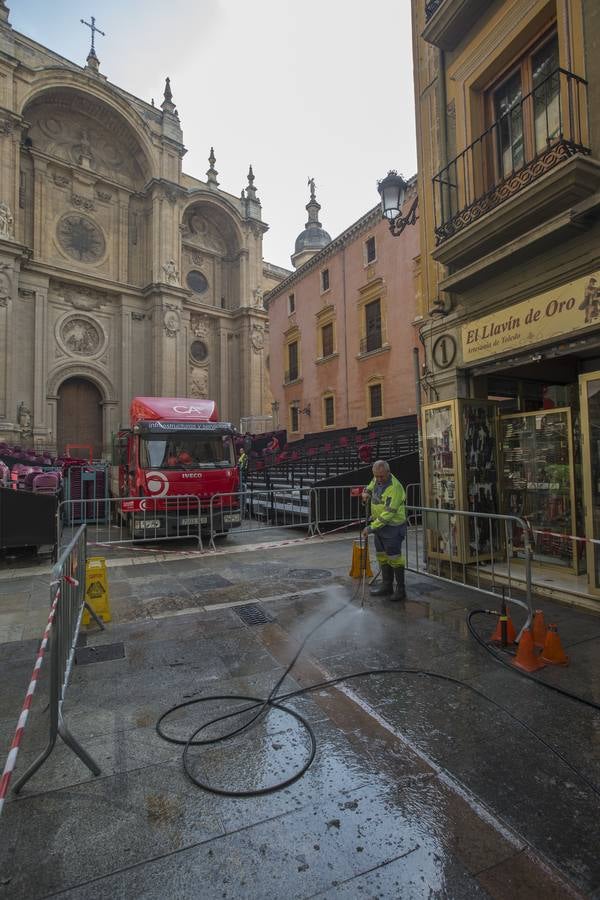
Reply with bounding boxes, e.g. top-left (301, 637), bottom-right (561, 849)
top-left (323, 394), bottom-right (335, 428)
top-left (368, 382), bottom-right (383, 420)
